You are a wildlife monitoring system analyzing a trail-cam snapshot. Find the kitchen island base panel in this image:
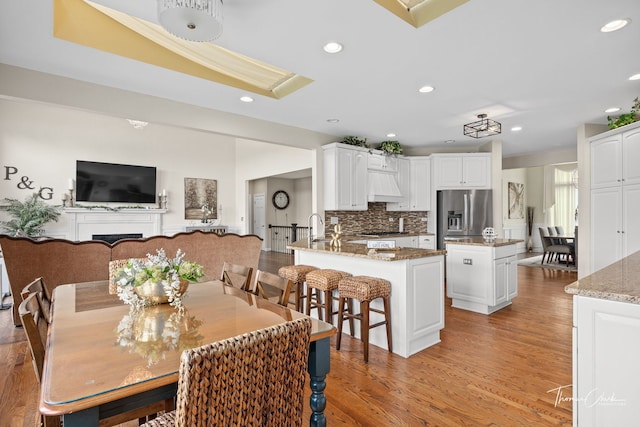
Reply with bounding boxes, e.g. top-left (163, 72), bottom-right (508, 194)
top-left (294, 249), bottom-right (444, 358)
top-left (451, 298), bottom-right (512, 315)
